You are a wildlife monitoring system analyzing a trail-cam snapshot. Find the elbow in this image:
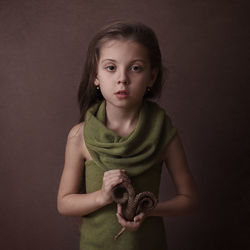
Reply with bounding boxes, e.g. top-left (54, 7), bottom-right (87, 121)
top-left (57, 206), bottom-right (65, 216)
top-left (57, 195), bottom-right (81, 216)
top-left (57, 199), bottom-right (66, 215)
top-left (57, 202), bottom-right (72, 216)
top-left (57, 196), bottom-right (69, 216)
top-left (181, 191), bottom-right (200, 215)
